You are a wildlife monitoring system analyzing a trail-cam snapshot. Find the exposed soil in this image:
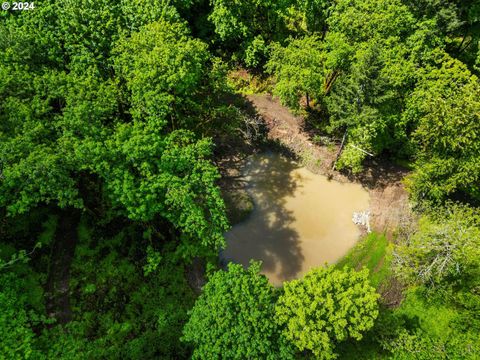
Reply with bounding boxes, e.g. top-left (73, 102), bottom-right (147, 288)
top-left (379, 276), bottom-right (405, 308)
top-left (245, 94), bottom-right (410, 237)
top-left (214, 92), bottom-right (409, 305)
